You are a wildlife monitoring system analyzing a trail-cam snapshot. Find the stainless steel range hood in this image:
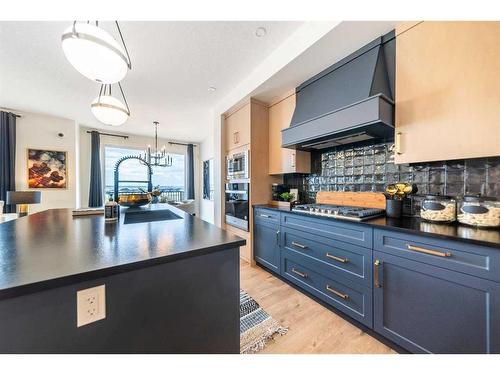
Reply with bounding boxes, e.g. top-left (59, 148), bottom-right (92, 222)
top-left (282, 31), bottom-right (395, 151)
